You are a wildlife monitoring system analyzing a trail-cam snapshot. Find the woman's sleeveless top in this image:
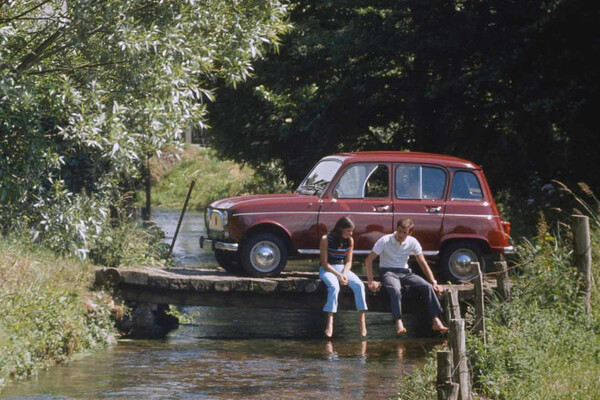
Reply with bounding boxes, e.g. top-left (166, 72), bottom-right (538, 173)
top-left (327, 234), bottom-right (350, 265)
